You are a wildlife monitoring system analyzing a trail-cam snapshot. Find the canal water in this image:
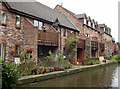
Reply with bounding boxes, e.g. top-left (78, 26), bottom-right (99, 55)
top-left (21, 63), bottom-right (120, 88)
